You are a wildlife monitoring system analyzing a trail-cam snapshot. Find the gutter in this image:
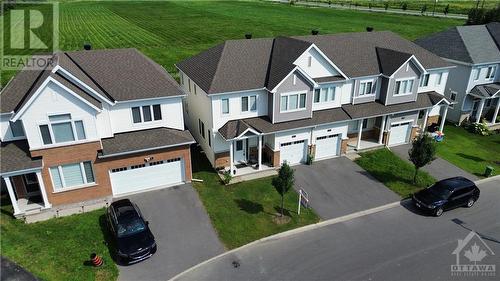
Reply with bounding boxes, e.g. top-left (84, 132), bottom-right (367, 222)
top-left (97, 140), bottom-right (196, 159)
